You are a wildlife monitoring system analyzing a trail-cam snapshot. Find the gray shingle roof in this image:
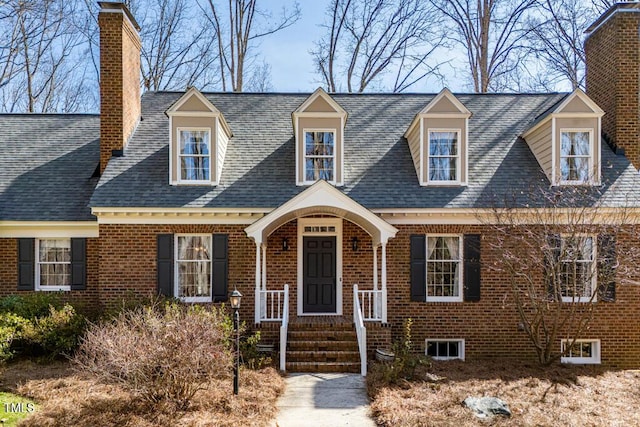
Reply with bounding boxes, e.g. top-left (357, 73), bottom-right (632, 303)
top-left (0, 114), bottom-right (99, 221)
top-left (84, 91), bottom-right (639, 209)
